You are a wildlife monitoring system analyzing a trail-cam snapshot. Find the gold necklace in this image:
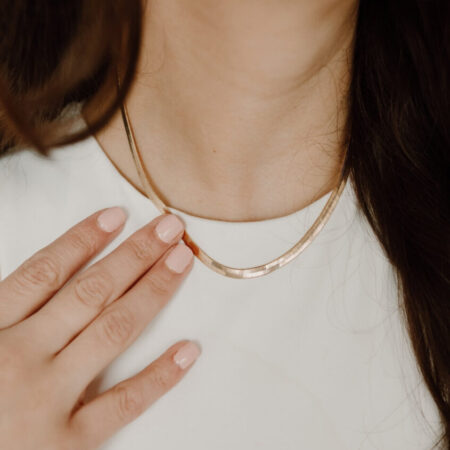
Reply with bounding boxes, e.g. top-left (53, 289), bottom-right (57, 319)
top-left (117, 77), bottom-right (348, 279)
